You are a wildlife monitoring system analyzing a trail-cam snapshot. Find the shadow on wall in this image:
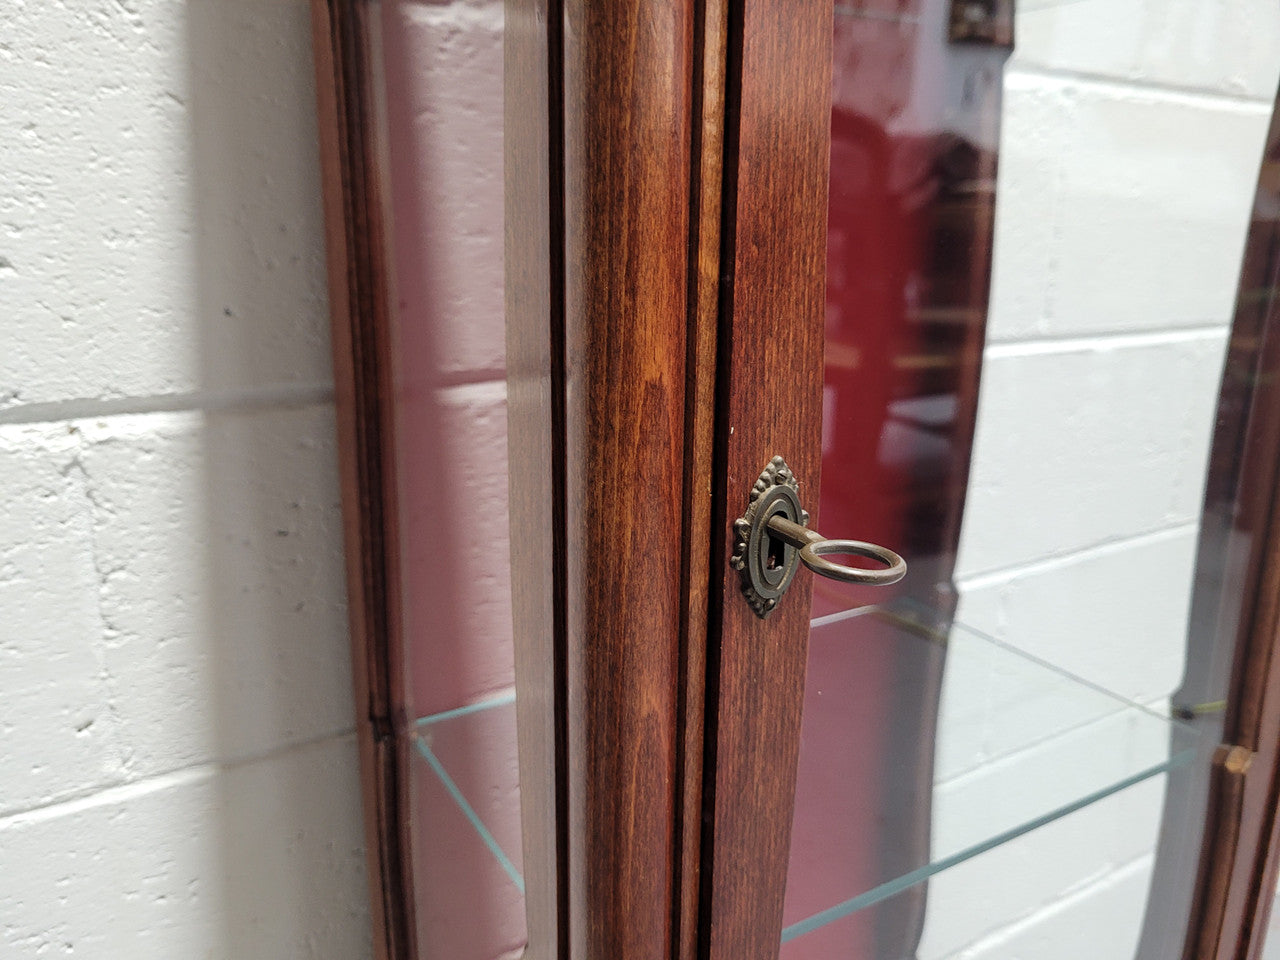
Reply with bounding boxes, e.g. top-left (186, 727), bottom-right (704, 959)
top-left (183, 1), bottom-right (370, 956)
